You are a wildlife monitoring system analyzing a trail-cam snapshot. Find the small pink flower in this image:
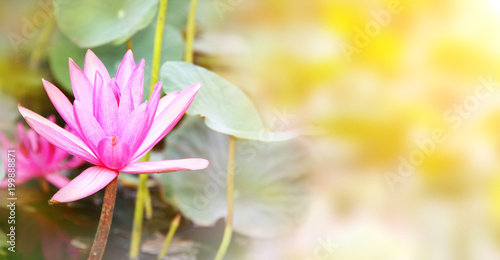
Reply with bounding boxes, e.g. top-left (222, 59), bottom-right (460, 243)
top-left (0, 118), bottom-right (84, 189)
top-left (19, 50), bottom-right (208, 203)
